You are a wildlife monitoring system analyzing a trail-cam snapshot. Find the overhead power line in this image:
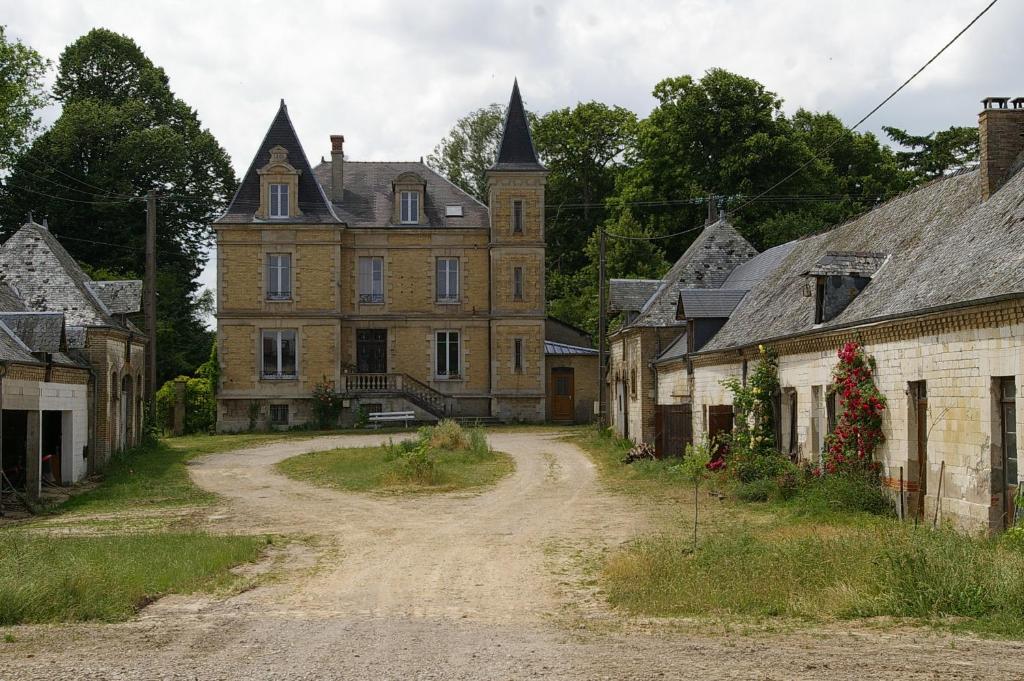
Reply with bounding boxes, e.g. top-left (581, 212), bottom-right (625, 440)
top-left (604, 0), bottom-right (1001, 242)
